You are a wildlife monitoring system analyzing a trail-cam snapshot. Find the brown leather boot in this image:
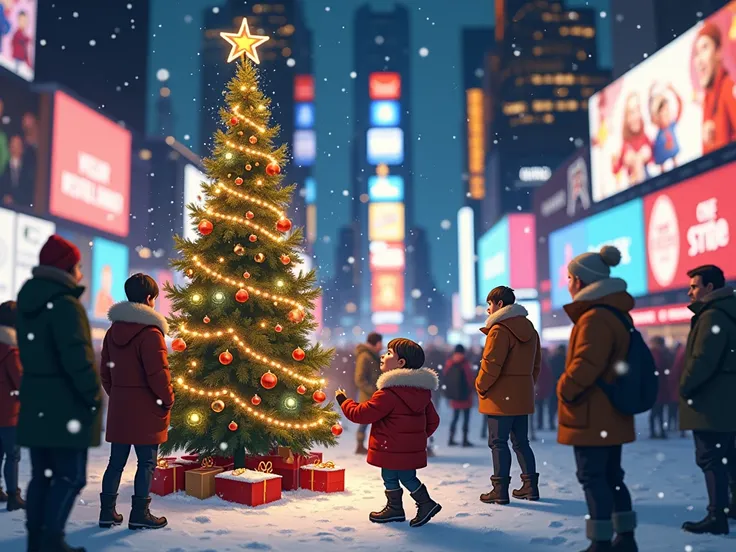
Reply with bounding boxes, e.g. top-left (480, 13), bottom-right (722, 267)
top-left (480, 476), bottom-right (510, 505)
top-left (369, 489), bottom-right (406, 523)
